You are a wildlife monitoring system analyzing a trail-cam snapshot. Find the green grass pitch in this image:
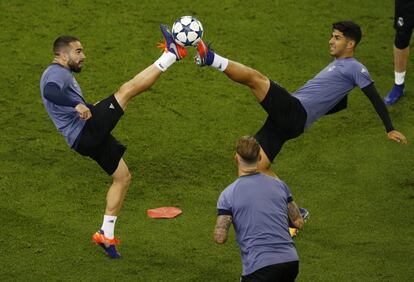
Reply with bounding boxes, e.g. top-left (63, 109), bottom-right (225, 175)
top-left (0, 0), bottom-right (413, 281)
